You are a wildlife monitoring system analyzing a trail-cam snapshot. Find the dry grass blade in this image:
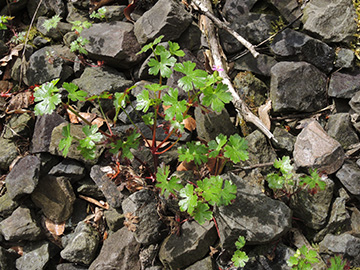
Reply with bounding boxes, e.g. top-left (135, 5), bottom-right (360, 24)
top-left (79, 194), bottom-right (109, 209)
